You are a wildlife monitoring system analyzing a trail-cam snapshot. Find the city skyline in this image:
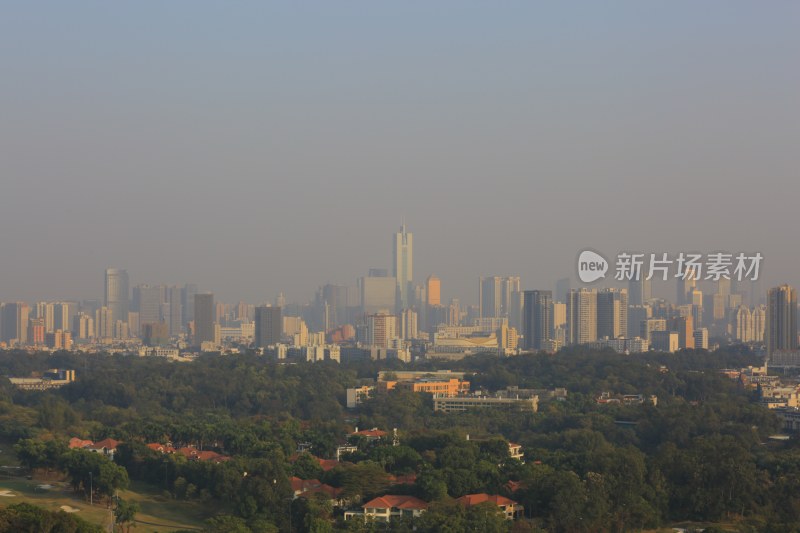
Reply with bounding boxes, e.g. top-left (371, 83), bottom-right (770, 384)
top-left (0, 241), bottom-right (778, 309)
